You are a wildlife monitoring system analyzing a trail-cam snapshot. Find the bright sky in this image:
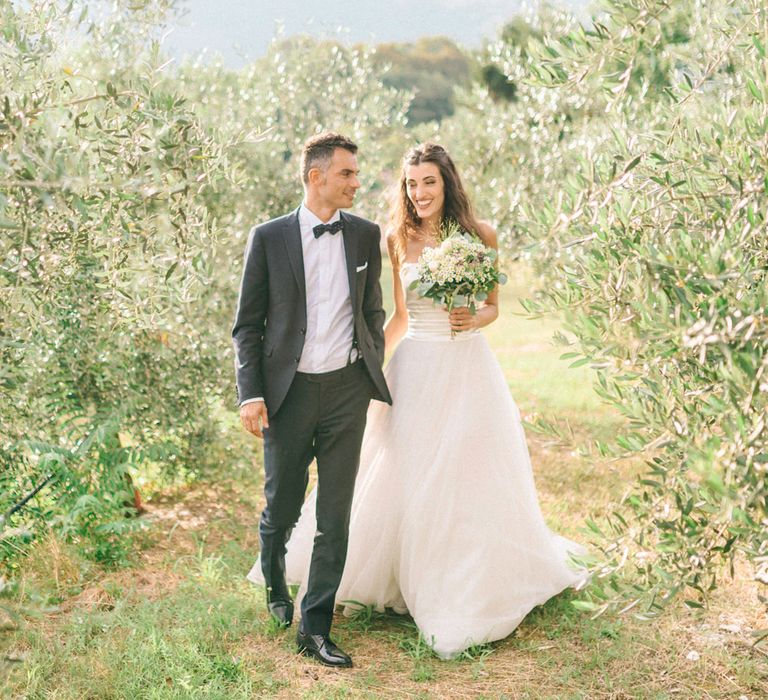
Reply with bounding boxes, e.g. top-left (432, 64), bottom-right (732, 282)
top-left (164, 0), bottom-right (590, 67)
